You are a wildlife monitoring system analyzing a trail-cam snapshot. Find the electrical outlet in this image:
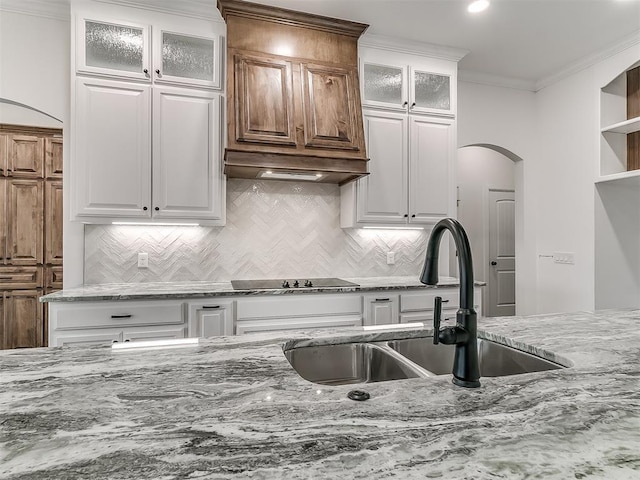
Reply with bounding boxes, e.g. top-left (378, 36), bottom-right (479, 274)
top-left (553, 252), bottom-right (575, 265)
top-left (137, 252), bottom-right (149, 268)
top-left (387, 251), bottom-right (395, 265)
